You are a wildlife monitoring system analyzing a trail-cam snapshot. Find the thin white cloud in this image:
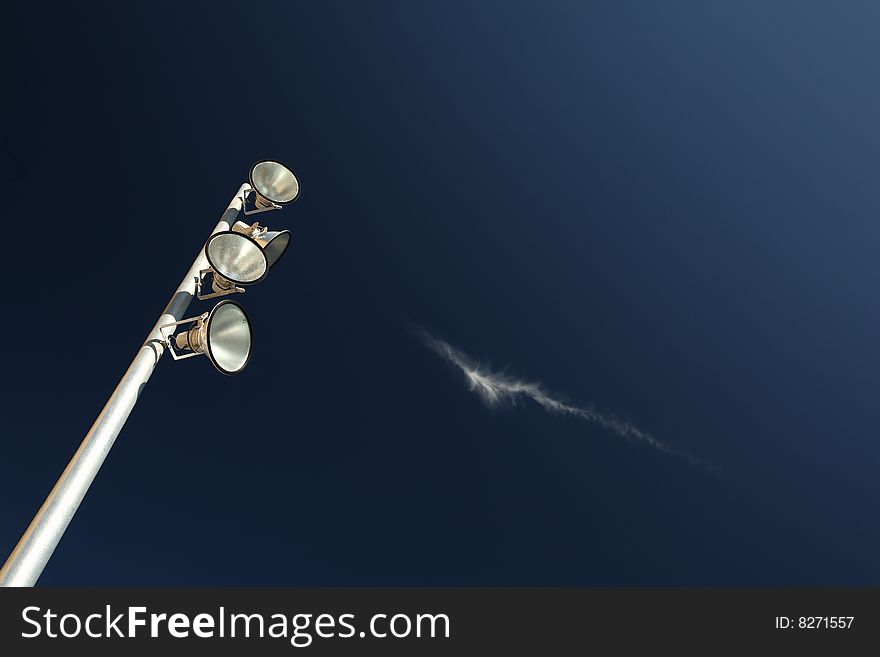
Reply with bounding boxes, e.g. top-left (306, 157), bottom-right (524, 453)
top-left (417, 328), bottom-right (718, 474)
